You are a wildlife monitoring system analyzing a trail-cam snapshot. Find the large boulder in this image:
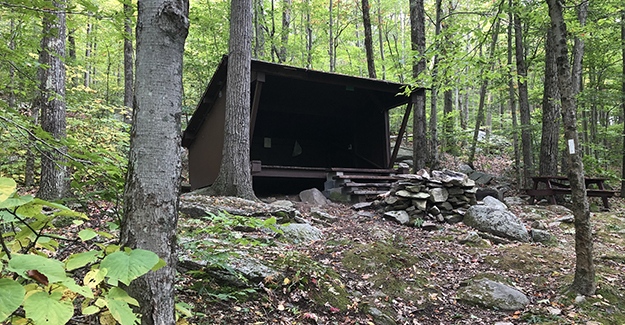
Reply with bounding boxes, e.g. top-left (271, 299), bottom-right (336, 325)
top-left (463, 205), bottom-right (530, 242)
top-left (457, 278), bottom-right (529, 311)
top-left (180, 194), bottom-right (297, 221)
top-left (299, 188), bottom-right (329, 206)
